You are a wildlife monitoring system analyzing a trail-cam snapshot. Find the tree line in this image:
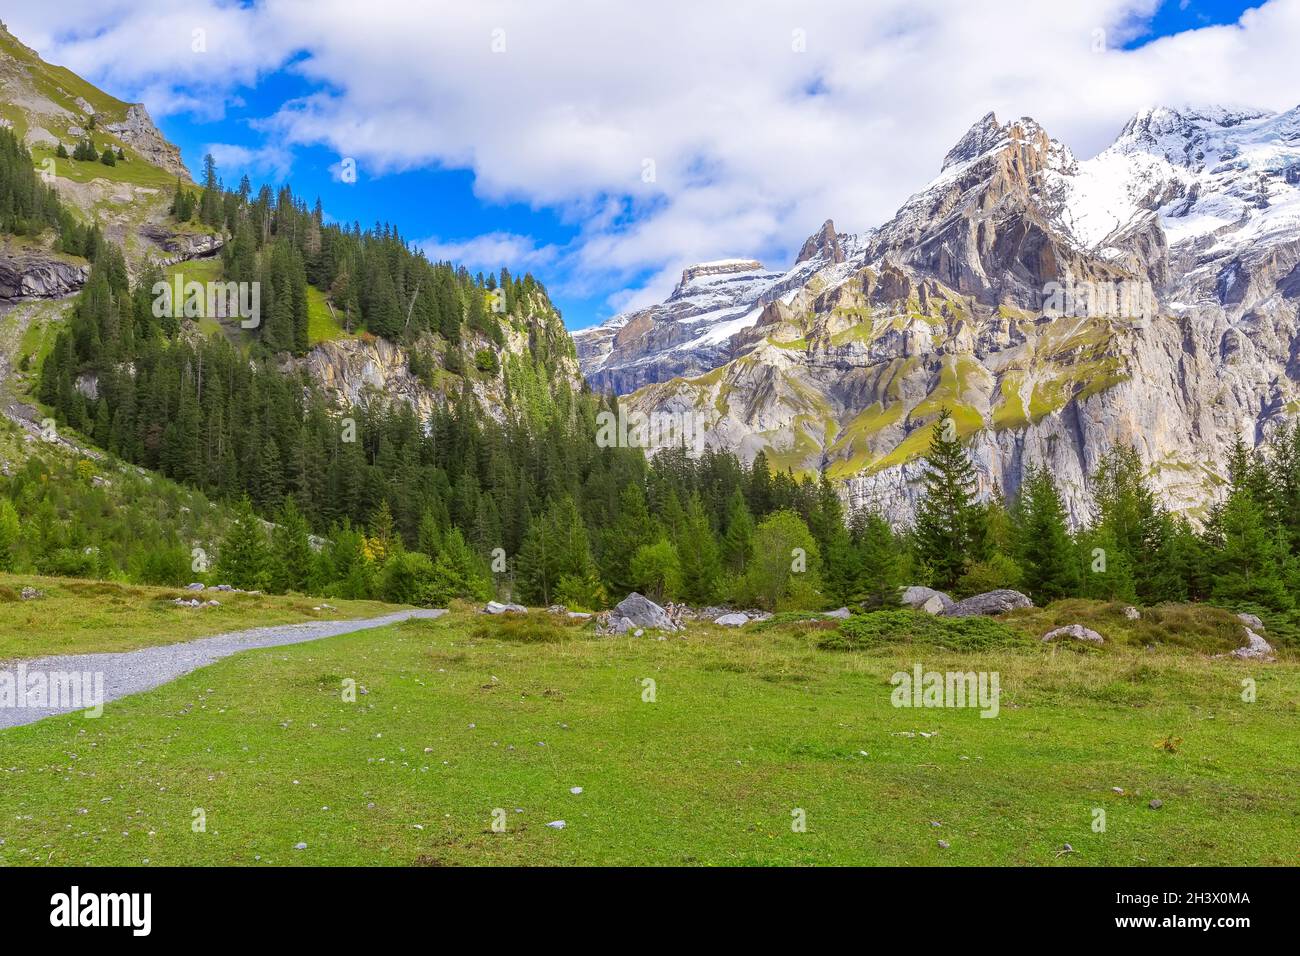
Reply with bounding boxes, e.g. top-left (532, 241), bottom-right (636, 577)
top-left (21, 151), bottom-right (1293, 616)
